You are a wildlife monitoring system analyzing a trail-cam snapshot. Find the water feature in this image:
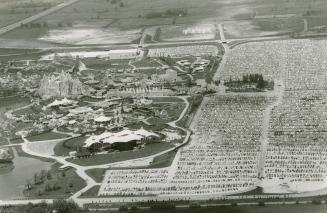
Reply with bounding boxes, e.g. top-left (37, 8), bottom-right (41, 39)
top-left (0, 148), bottom-right (53, 200)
